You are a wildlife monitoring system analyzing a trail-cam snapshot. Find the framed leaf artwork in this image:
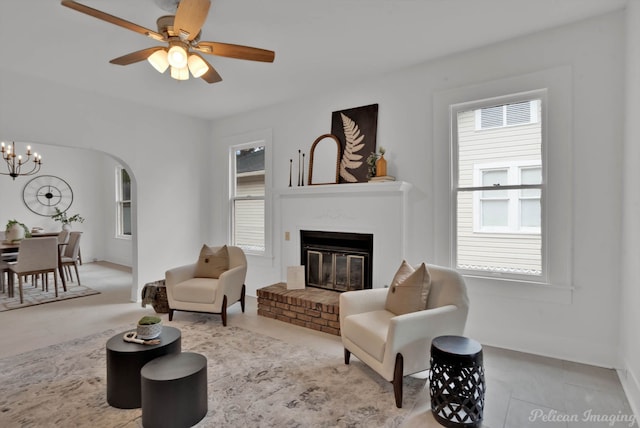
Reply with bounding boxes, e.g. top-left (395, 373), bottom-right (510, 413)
top-left (331, 103), bottom-right (378, 183)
